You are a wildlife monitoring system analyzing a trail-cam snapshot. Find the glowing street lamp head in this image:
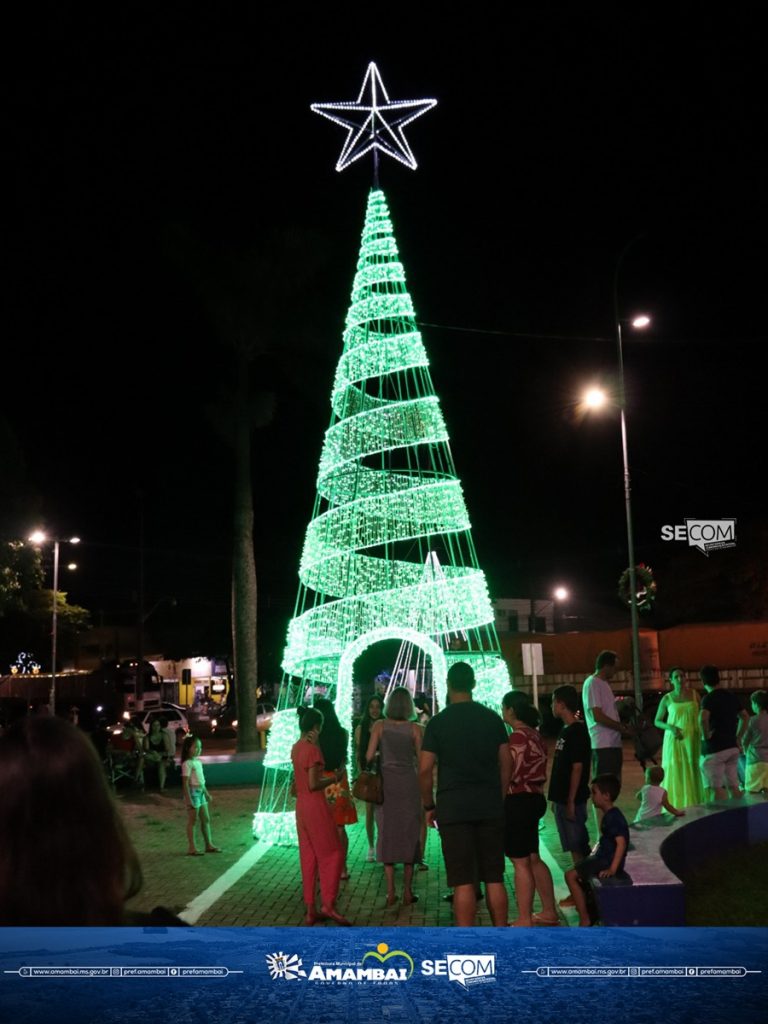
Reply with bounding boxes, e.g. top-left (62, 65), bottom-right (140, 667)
top-left (28, 530), bottom-right (47, 545)
top-left (66, 563), bottom-right (78, 571)
top-left (554, 586), bottom-right (569, 601)
top-left (631, 315), bottom-right (651, 329)
top-left (584, 387), bottom-right (607, 409)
